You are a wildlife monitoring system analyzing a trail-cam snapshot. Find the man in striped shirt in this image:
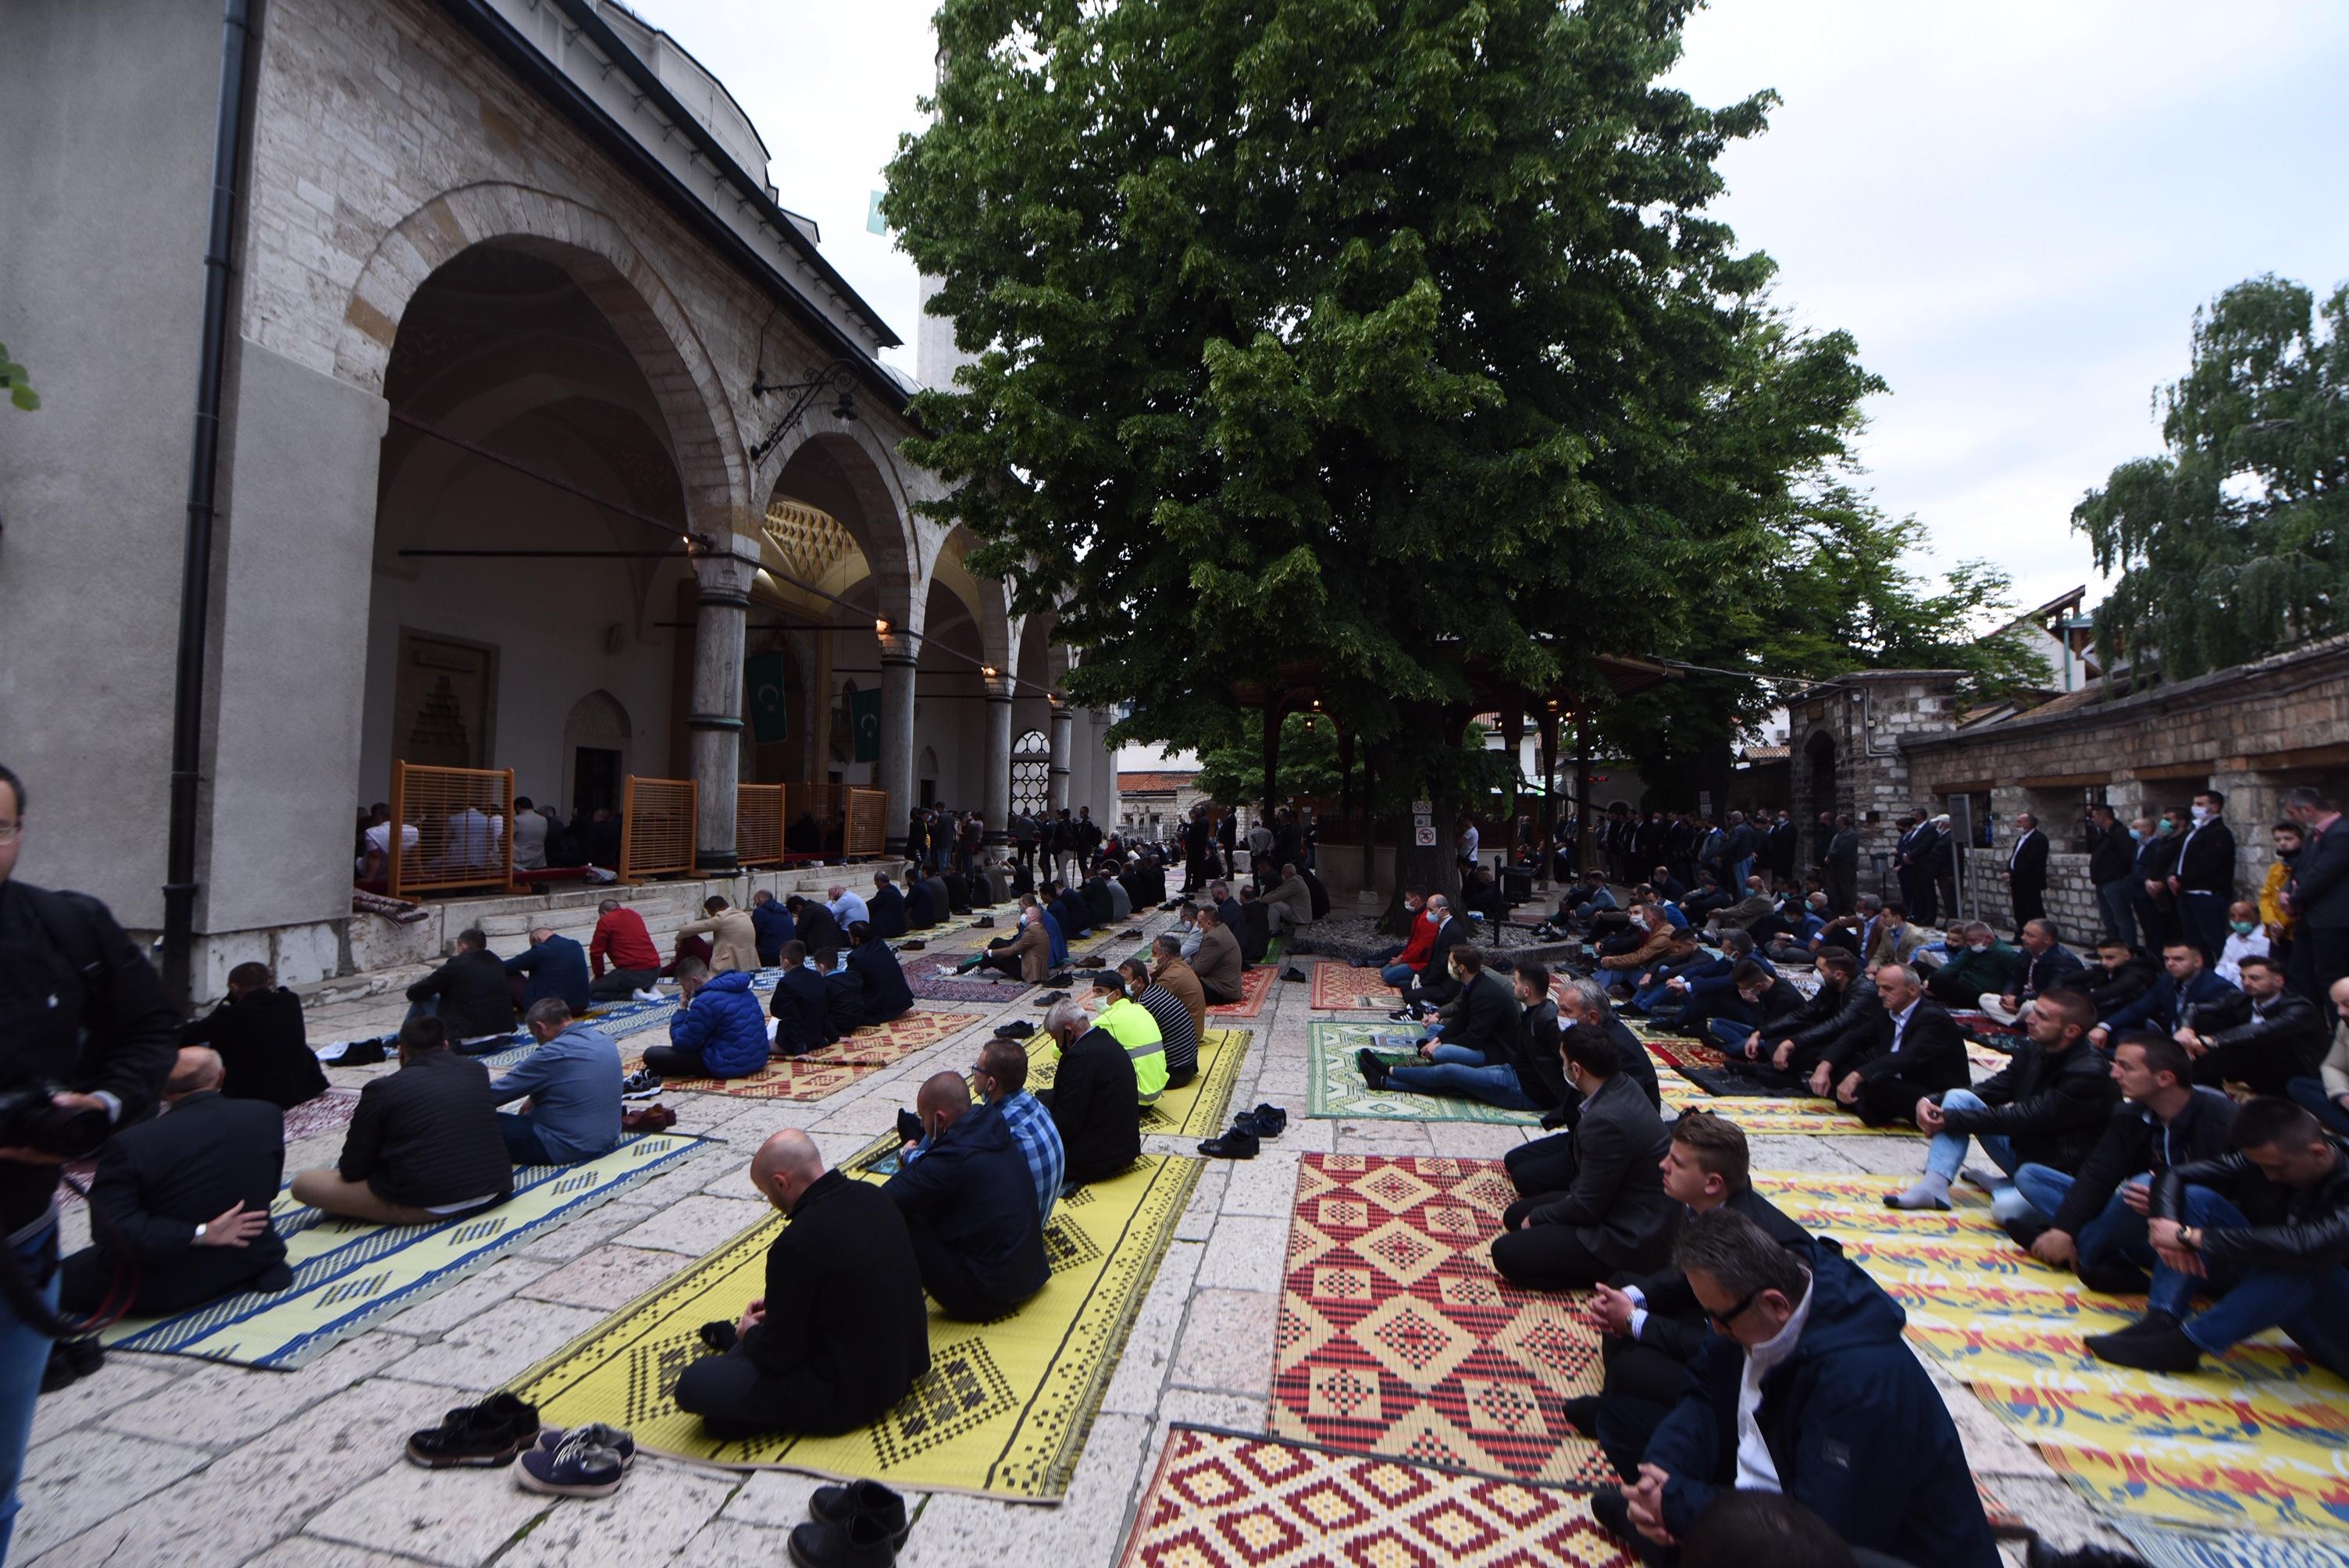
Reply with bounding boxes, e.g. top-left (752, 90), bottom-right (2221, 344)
top-left (1122, 957), bottom-right (1198, 1089)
